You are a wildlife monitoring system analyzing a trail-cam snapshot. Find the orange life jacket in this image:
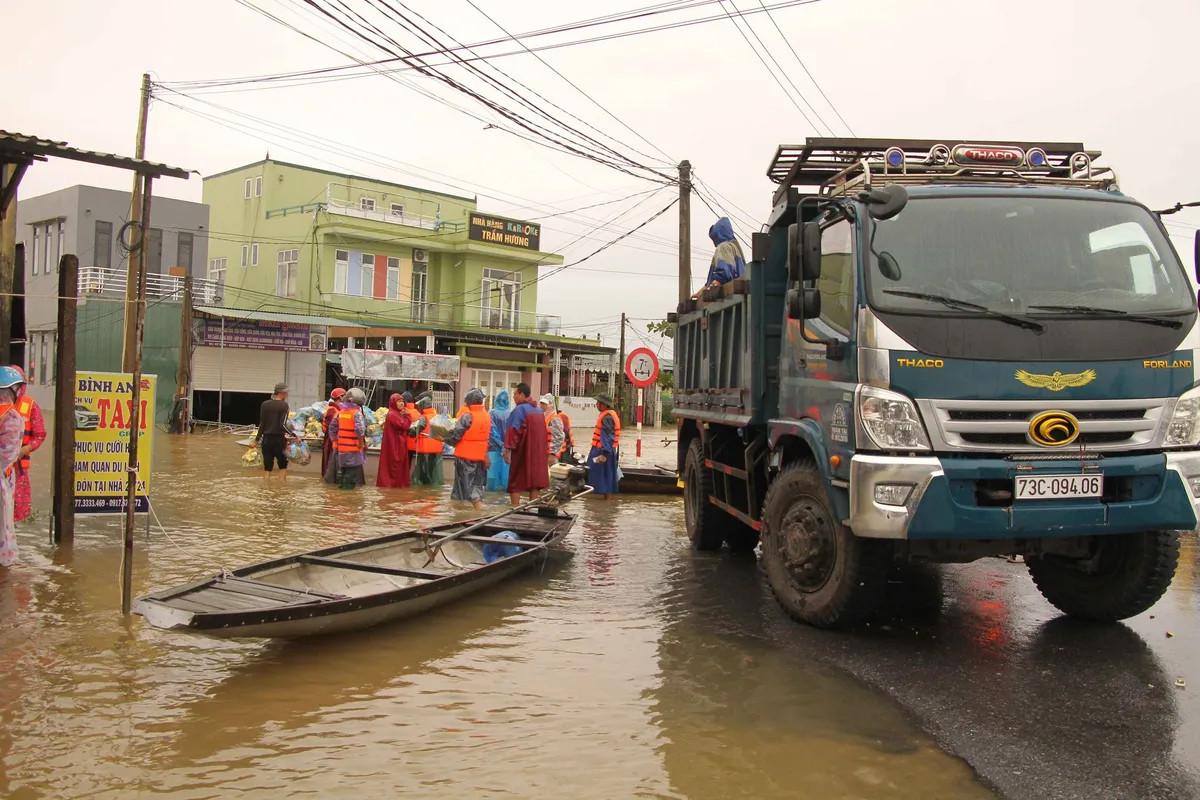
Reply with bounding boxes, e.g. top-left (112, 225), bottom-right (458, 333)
top-left (592, 409), bottom-right (621, 451)
top-left (406, 403), bottom-right (420, 451)
top-left (453, 404), bottom-right (490, 462)
top-left (0, 403), bottom-right (17, 477)
top-left (416, 408), bottom-right (443, 455)
top-left (335, 408), bottom-right (362, 453)
top-left (545, 411), bottom-right (569, 457)
top-left (16, 396), bottom-right (34, 471)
